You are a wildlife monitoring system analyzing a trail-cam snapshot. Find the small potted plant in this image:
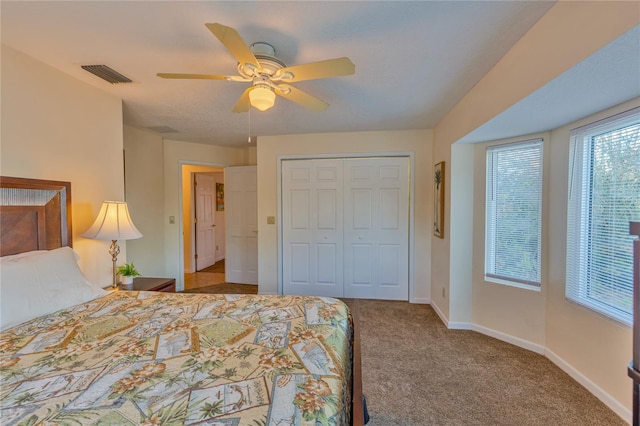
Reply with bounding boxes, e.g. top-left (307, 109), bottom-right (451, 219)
top-left (117, 262), bottom-right (141, 288)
